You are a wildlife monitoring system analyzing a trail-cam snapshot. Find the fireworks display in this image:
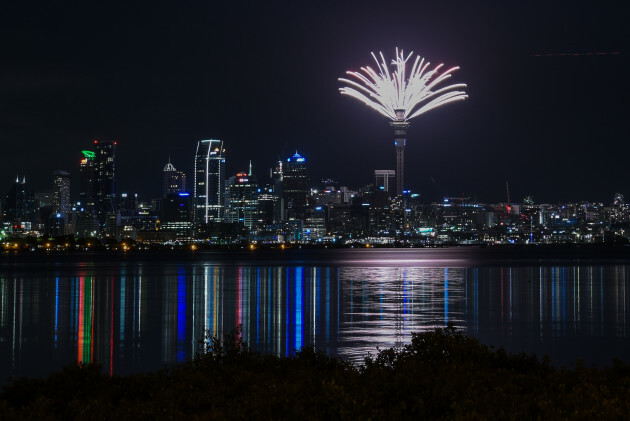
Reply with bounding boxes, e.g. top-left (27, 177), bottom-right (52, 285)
top-left (339, 48), bottom-right (468, 121)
